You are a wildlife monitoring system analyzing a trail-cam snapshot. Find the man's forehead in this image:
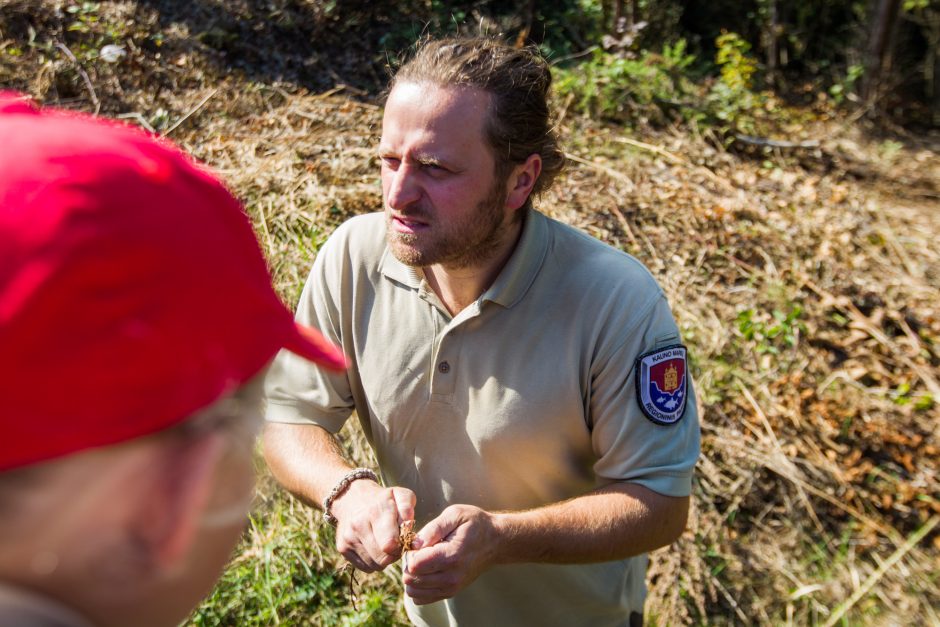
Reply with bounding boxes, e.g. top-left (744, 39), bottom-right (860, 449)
top-left (380, 82), bottom-right (491, 153)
